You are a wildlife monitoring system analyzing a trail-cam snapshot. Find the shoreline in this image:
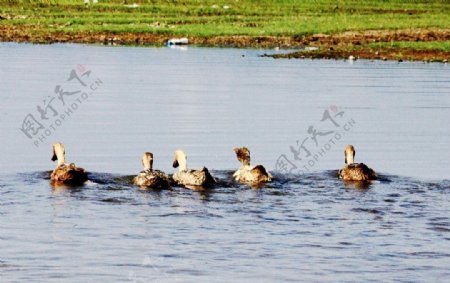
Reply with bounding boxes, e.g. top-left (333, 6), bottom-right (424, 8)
top-left (1, 25), bottom-right (449, 62)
